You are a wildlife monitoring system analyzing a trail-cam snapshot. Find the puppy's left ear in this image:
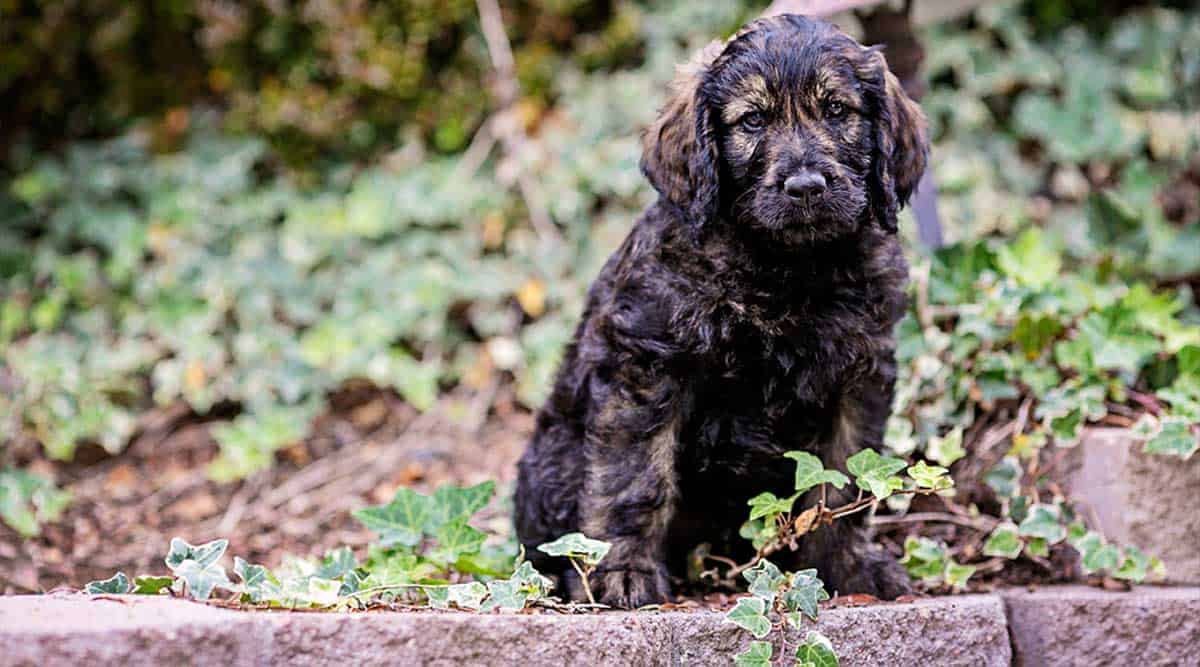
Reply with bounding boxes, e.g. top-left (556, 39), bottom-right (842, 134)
top-left (640, 40), bottom-right (723, 238)
top-left (860, 48), bottom-right (928, 234)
